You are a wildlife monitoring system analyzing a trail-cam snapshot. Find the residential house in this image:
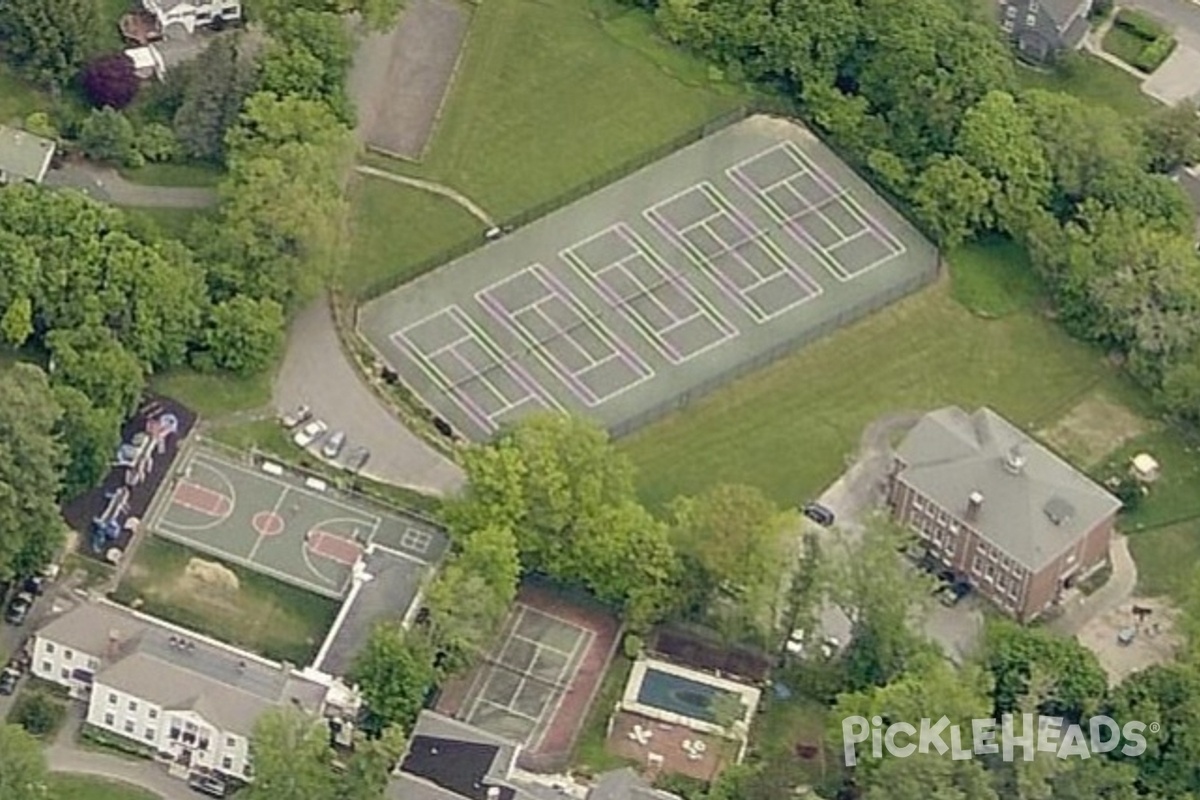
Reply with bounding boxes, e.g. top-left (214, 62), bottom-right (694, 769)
top-left (32, 600), bottom-right (331, 782)
top-left (997, 0), bottom-right (1093, 63)
top-left (142, 0), bottom-right (241, 35)
top-left (886, 406), bottom-right (1121, 621)
top-left (0, 125), bottom-right (55, 185)
top-left (389, 711), bottom-right (681, 800)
